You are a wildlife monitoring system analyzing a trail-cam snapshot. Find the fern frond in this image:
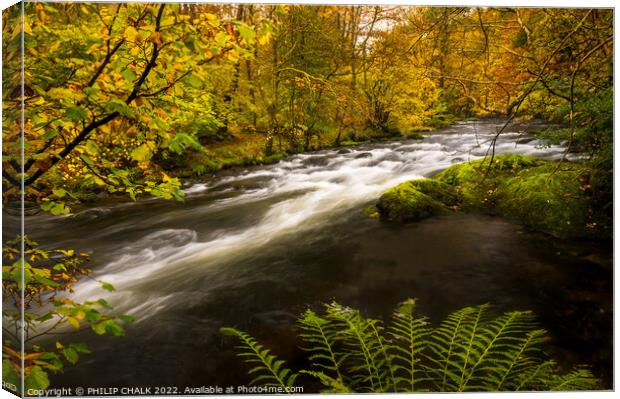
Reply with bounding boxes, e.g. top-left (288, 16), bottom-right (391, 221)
top-left (368, 319), bottom-right (397, 392)
top-left (549, 368), bottom-right (599, 391)
top-left (324, 302), bottom-right (384, 392)
top-left (515, 360), bottom-right (557, 391)
top-left (300, 370), bottom-right (351, 393)
top-left (388, 298), bottom-right (432, 392)
top-left (427, 305), bottom-right (480, 391)
top-left (220, 327), bottom-right (298, 390)
top-left (458, 310), bottom-right (538, 391)
top-left (489, 329), bottom-right (548, 390)
top-left (455, 304), bottom-right (489, 391)
top-left (298, 309), bottom-right (343, 380)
